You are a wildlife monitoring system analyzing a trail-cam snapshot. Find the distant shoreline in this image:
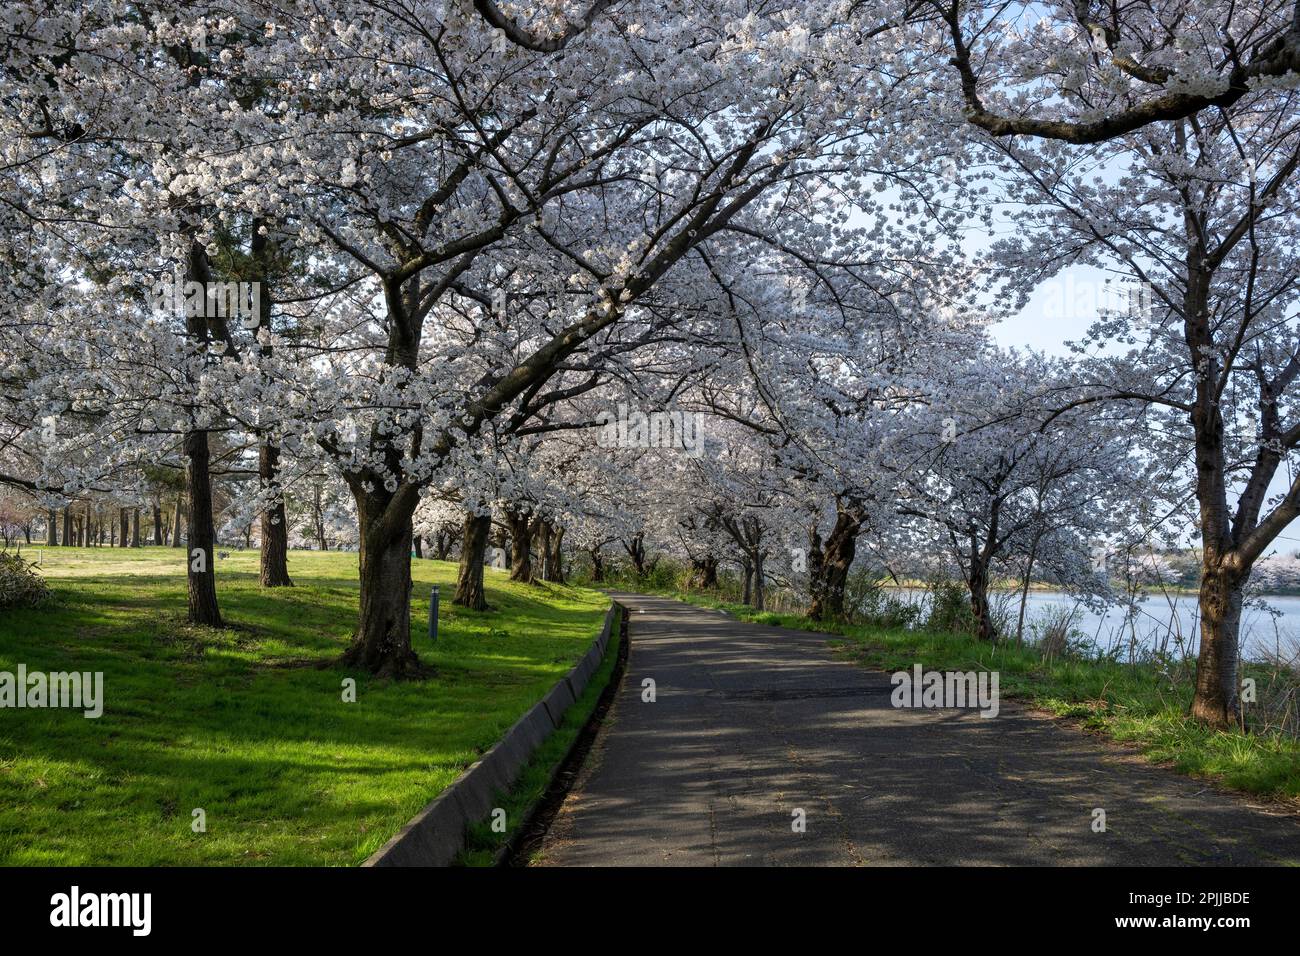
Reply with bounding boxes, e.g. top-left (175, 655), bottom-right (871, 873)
top-left (880, 581), bottom-right (1300, 599)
